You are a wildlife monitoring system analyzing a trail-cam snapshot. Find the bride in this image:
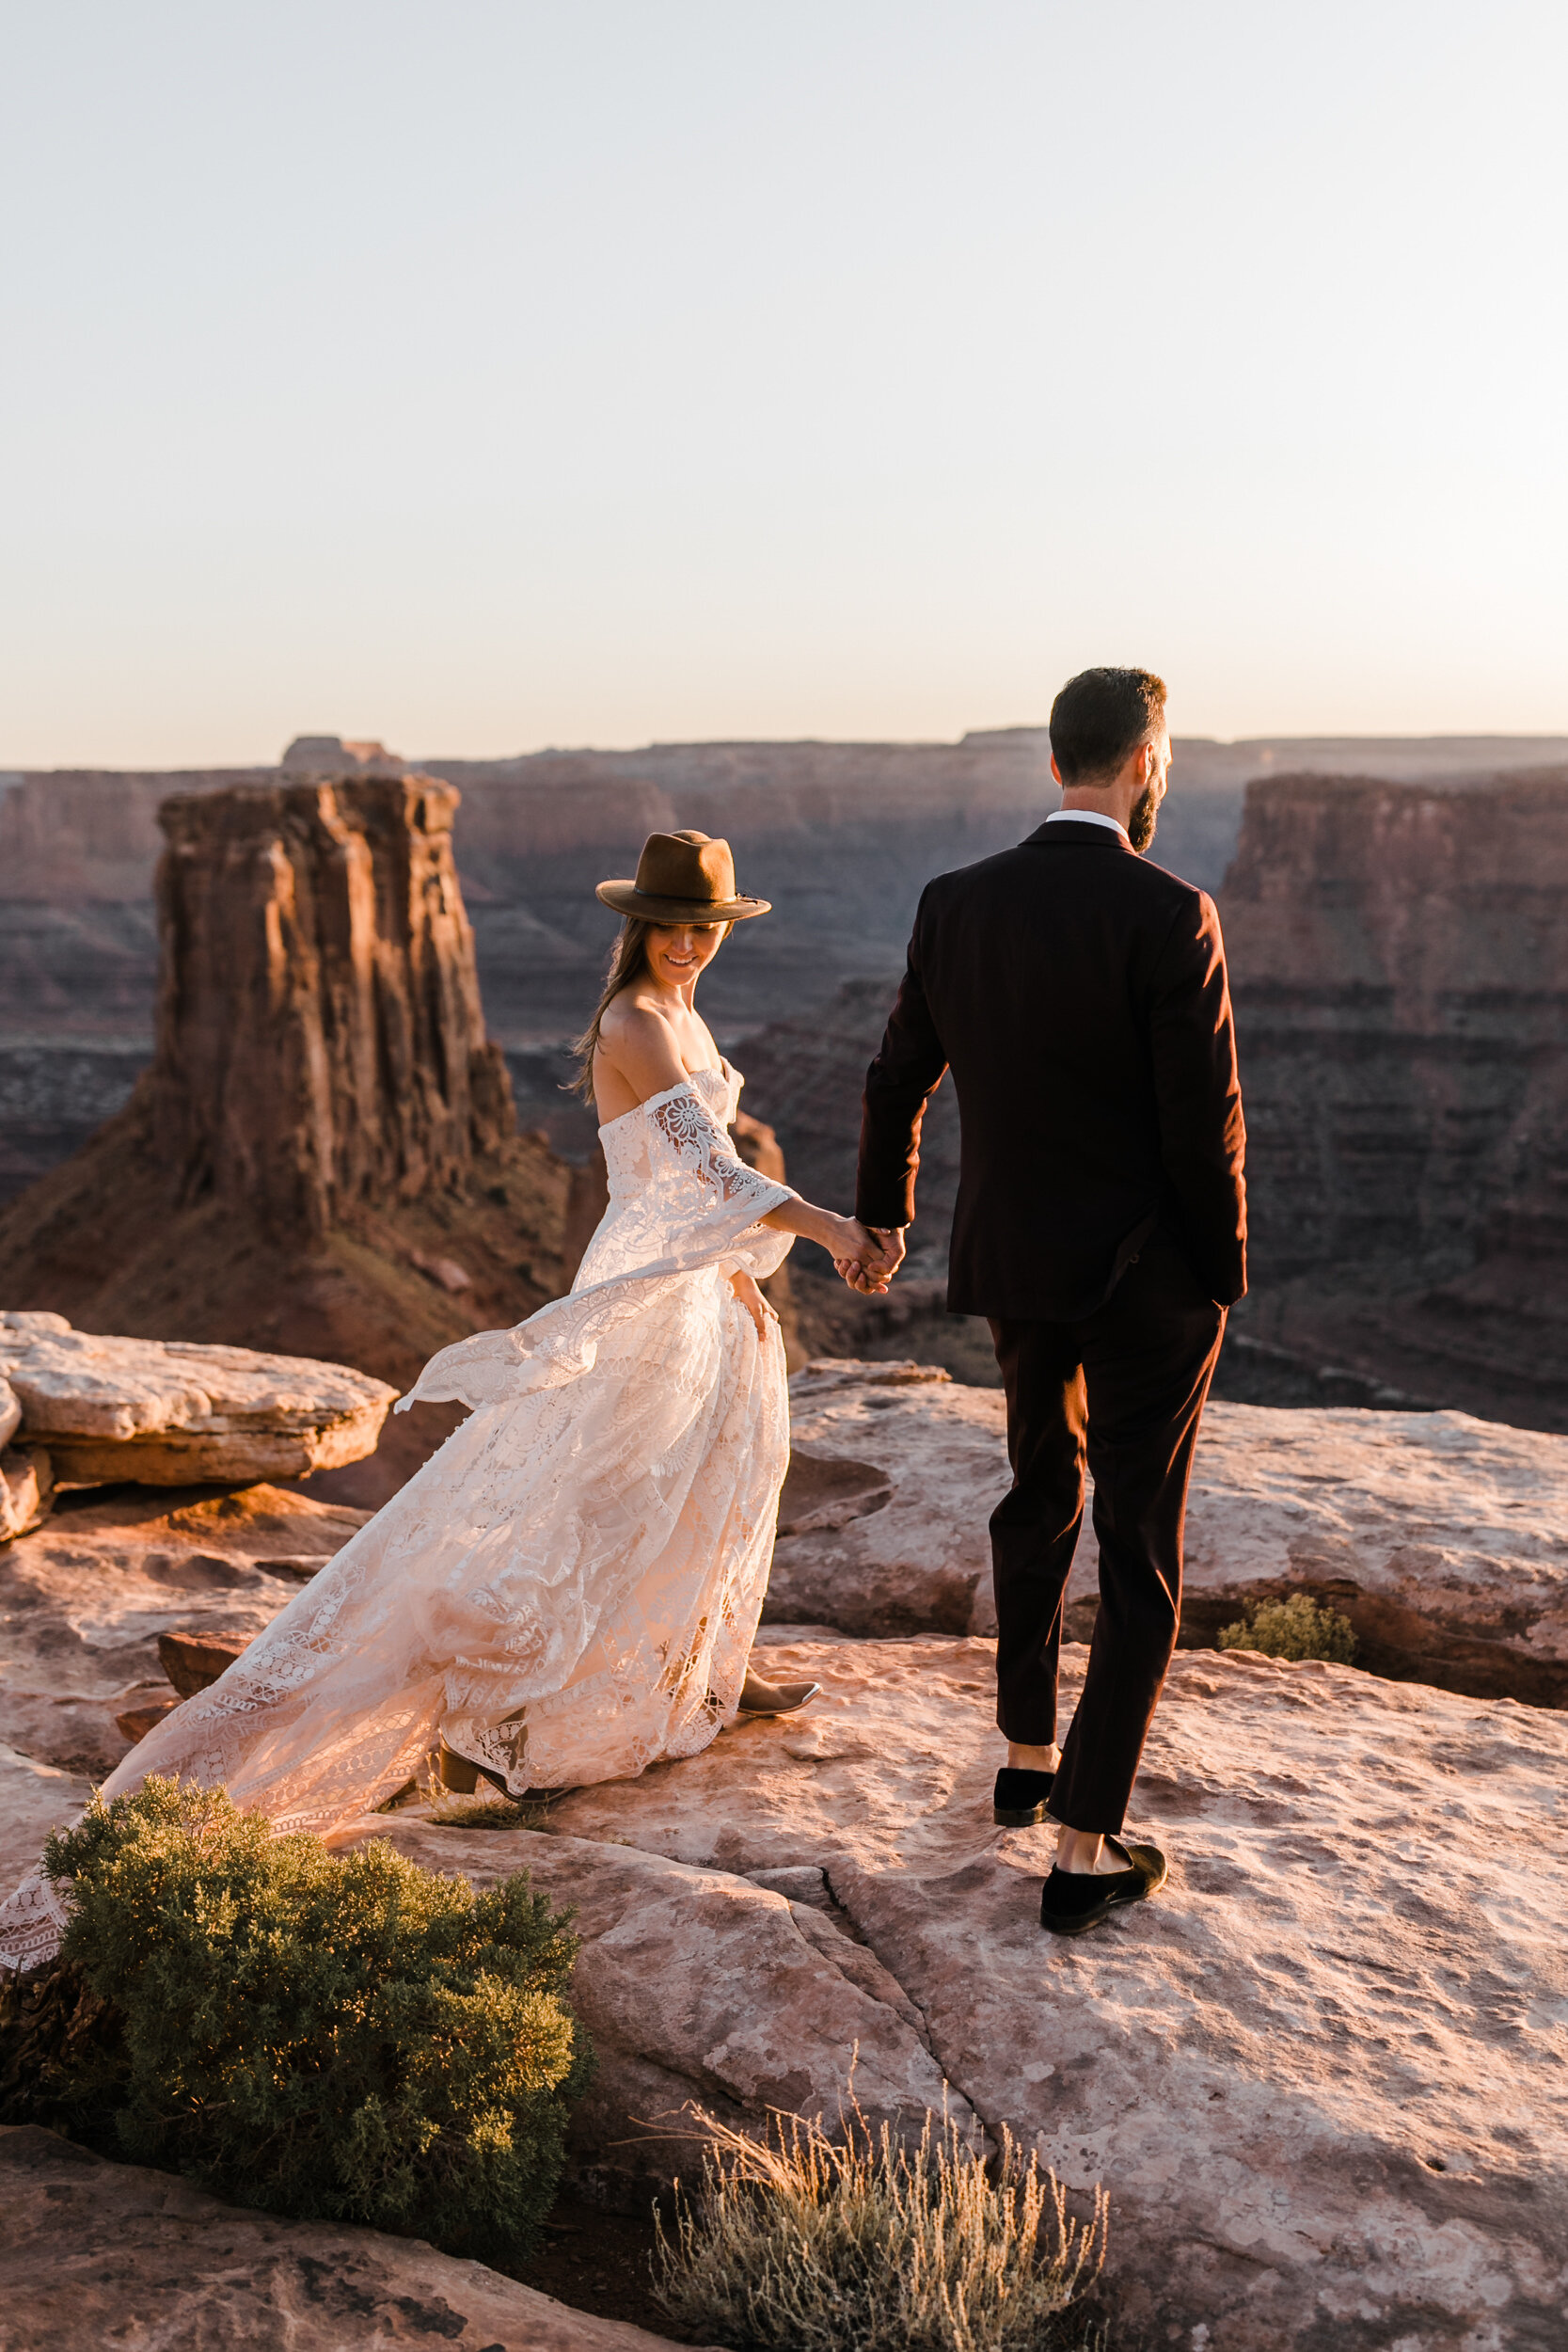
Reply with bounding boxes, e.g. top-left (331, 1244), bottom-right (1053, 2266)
top-left (0, 830), bottom-right (892, 1972)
